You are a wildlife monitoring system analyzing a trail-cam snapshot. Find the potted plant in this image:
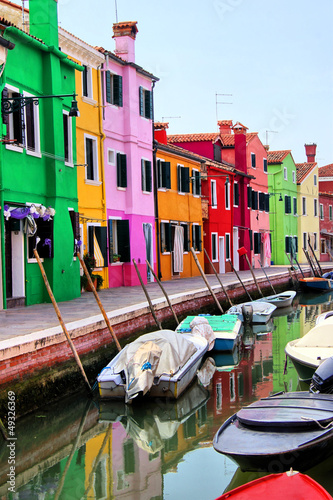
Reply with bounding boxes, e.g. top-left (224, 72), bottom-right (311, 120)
top-left (112, 254), bottom-right (121, 262)
top-left (81, 253), bottom-right (104, 291)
